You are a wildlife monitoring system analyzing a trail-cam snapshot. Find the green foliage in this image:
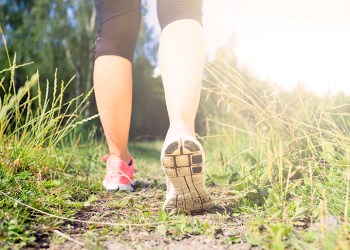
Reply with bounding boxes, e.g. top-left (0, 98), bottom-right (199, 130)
top-left (1, 1), bottom-right (172, 138)
top-left (131, 56), bottom-right (168, 138)
top-left (203, 56), bottom-right (350, 248)
top-left (2, 3), bottom-right (350, 249)
top-left (129, 5), bottom-right (170, 138)
top-left (0, 33), bottom-right (101, 247)
top-left (0, 0), bottom-right (96, 90)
